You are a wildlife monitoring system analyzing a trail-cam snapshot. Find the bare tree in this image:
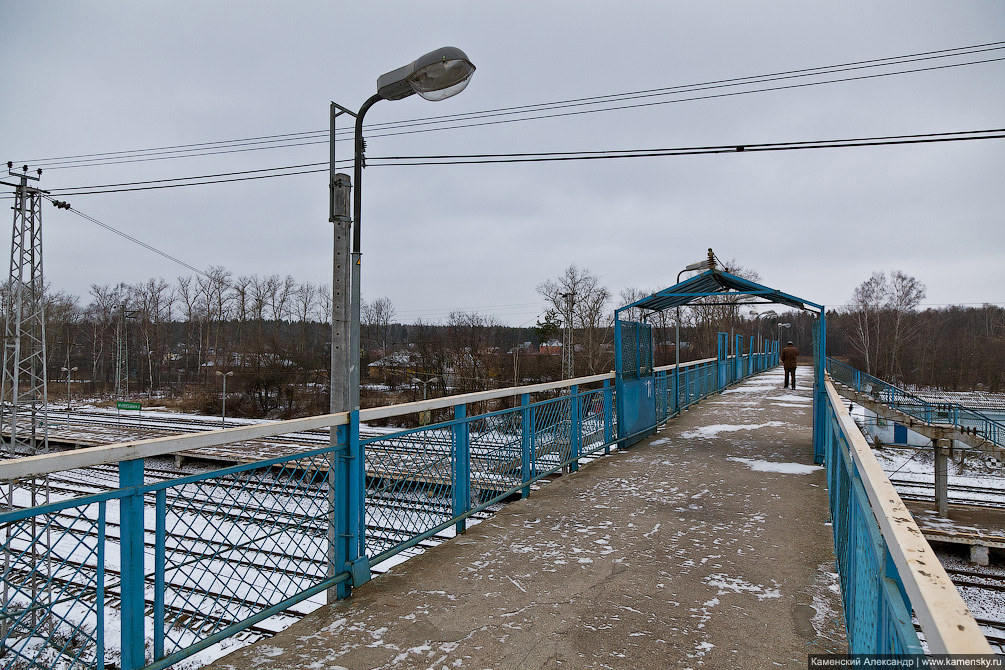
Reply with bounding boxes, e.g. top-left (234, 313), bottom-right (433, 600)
top-left (847, 272), bottom-right (887, 375)
top-left (537, 265), bottom-right (610, 376)
top-left (446, 310), bottom-right (500, 392)
top-left (361, 296), bottom-right (396, 355)
top-left (577, 280), bottom-right (611, 374)
top-left (845, 270), bottom-right (925, 378)
top-left (131, 279), bottom-right (174, 395)
top-left (197, 266), bottom-right (233, 369)
top-left (885, 270), bottom-right (926, 378)
top-left (86, 284), bottom-right (126, 391)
